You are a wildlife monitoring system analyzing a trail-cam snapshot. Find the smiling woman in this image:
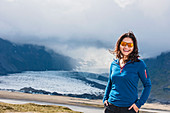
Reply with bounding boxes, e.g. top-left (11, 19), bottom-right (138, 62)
top-left (103, 31), bottom-right (152, 113)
